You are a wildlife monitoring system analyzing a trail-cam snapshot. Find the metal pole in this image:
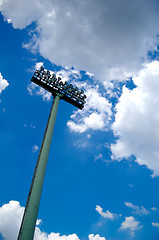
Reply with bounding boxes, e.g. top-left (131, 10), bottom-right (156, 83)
top-left (18, 95), bottom-right (60, 240)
